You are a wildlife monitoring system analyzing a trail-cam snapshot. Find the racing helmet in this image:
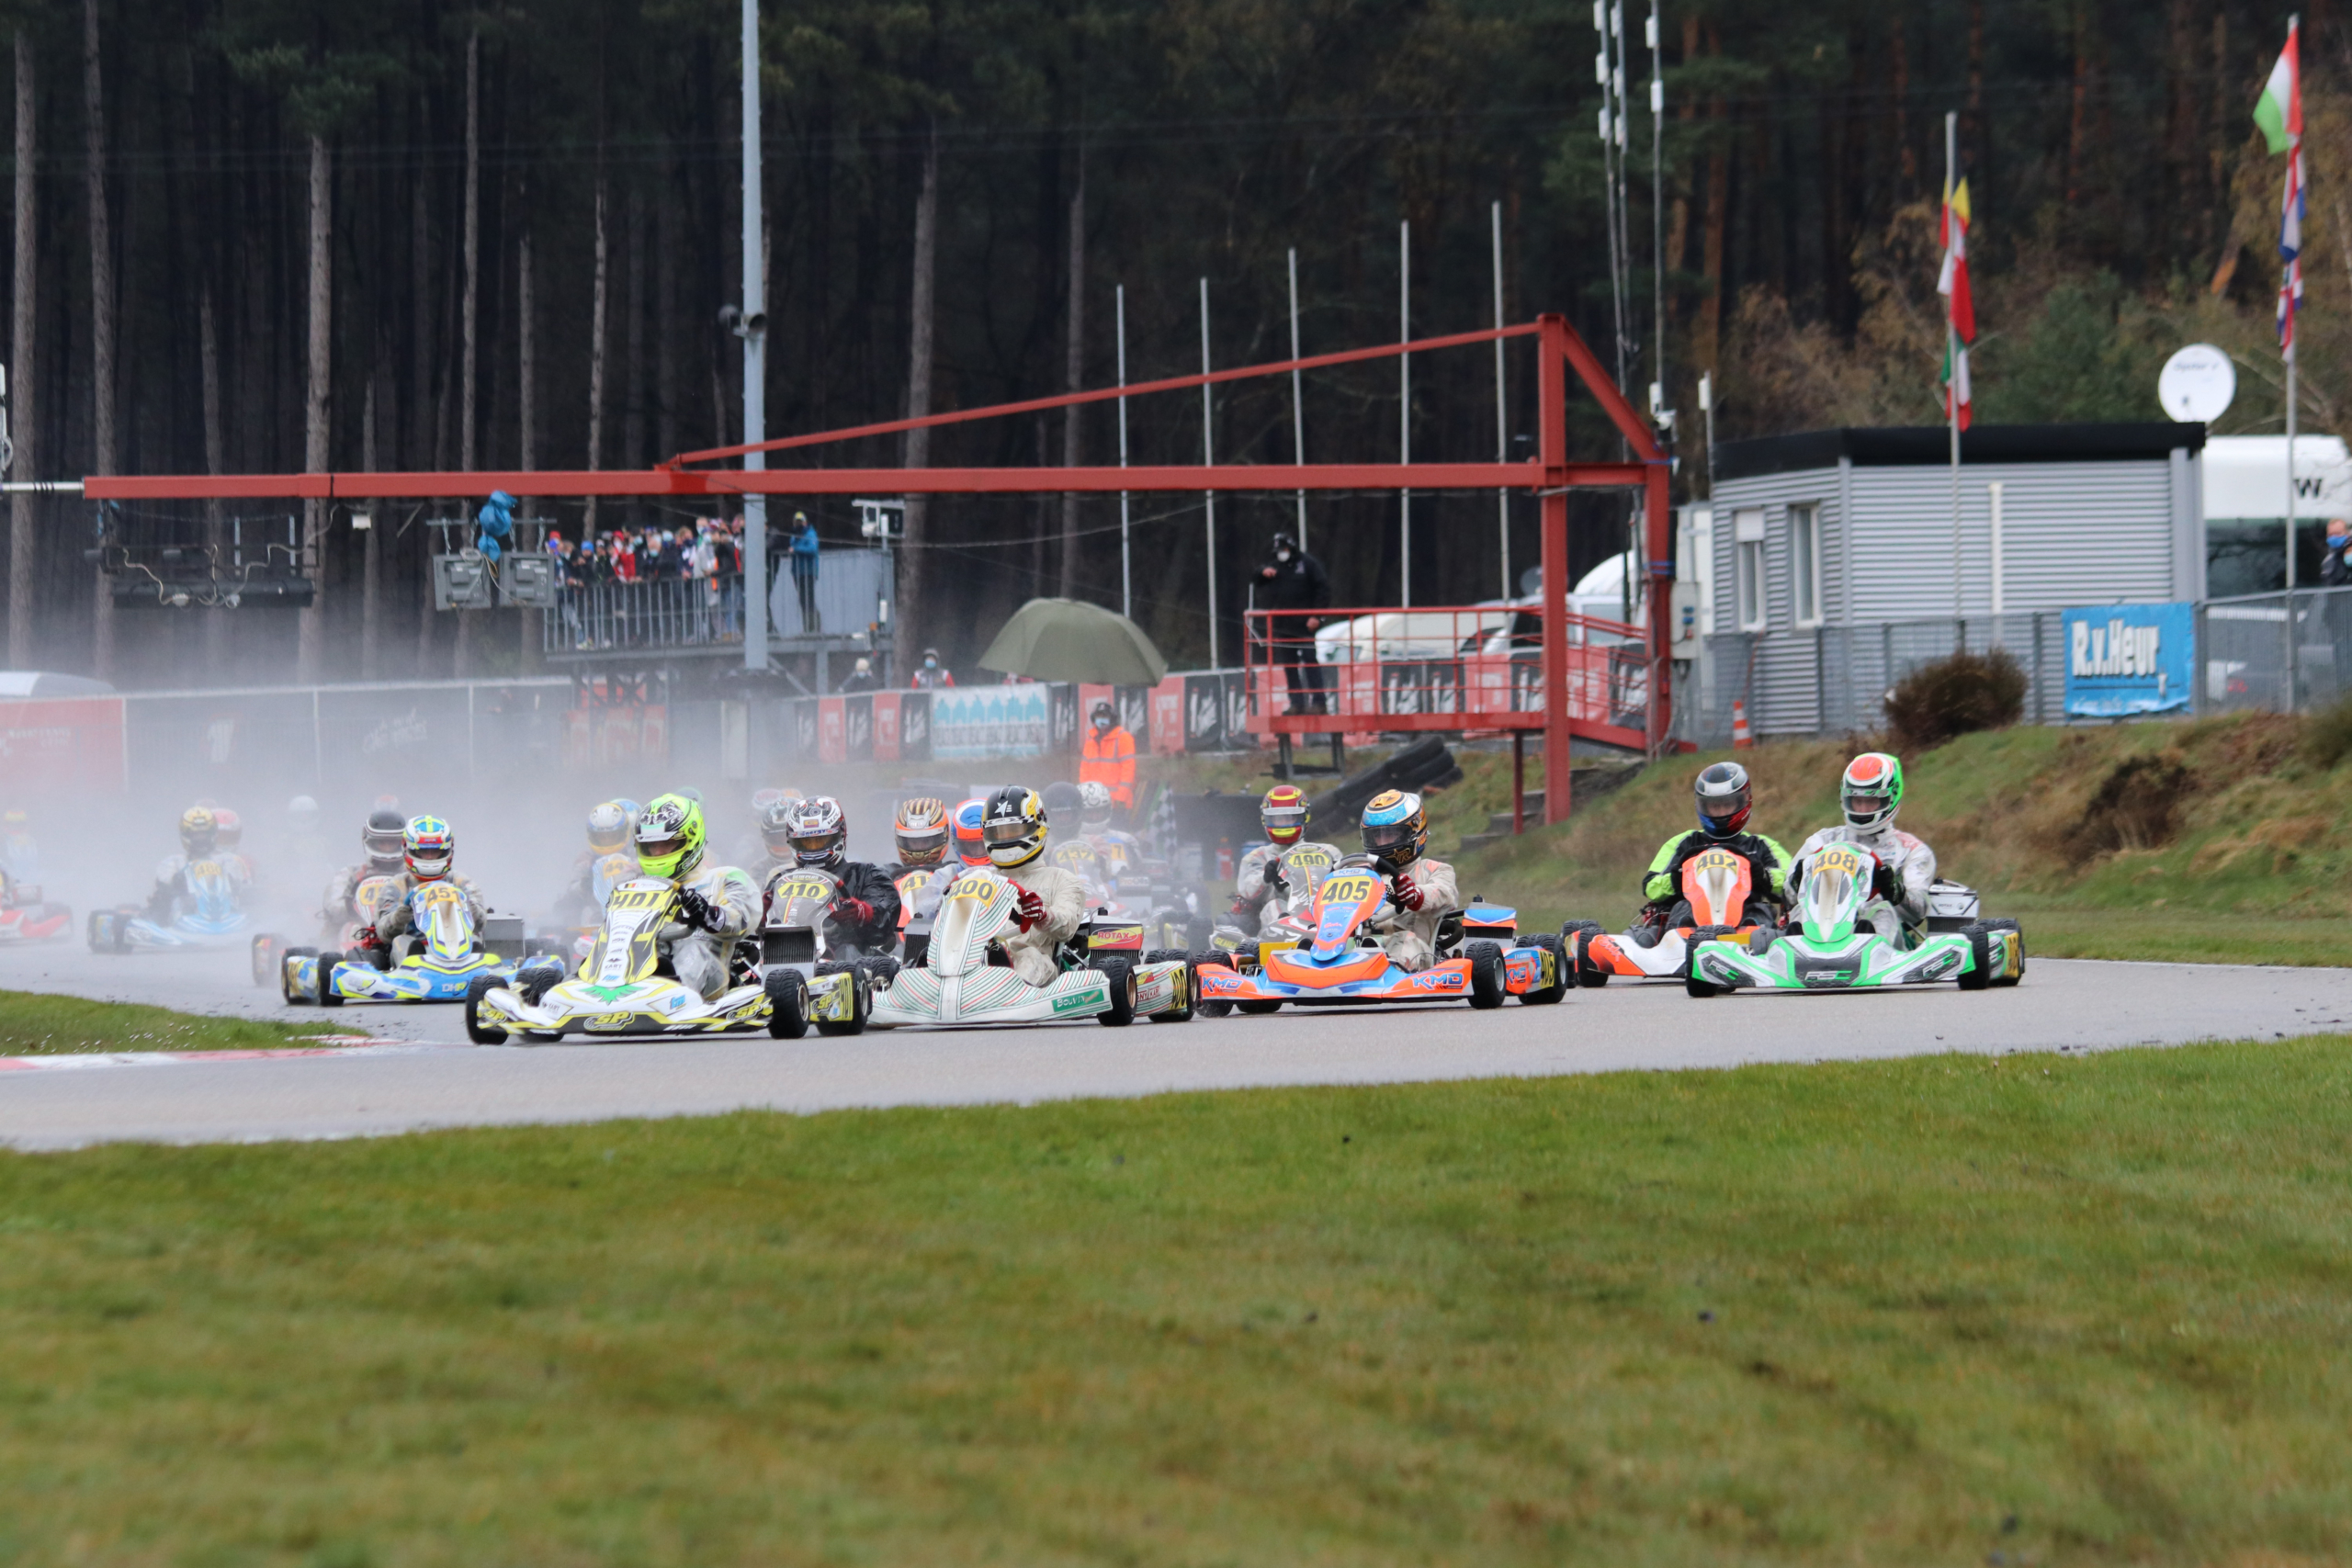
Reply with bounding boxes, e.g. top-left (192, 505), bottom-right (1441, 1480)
top-left (981, 786), bottom-right (1048, 870)
top-left (1261, 784), bottom-right (1309, 845)
top-left (1840, 752), bottom-right (1905, 832)
top-left (752, 787), bottom-right (786, 822)
top-left (403, 816), bottom-right (455, 882)
top-left (1042, 781), bottom-right (1082, 840)
top-left (894, 796), bottom-right (950, 868)
top-left (363, 807), bottom-right (408, 873)
top-left (782, 795), bottom-right (850, 871)
top-left (952, 798), bottom-right (989, 866)
top-left (1360, 790), bottom-right (1428, 869)
top-left (287, 795), bottom-right (319, 828)
top-left (179, 806), bottom-right (218, 858)
top-left (611, 797), bottom-right (641, 822)
top-left (634, 793), bottom-right (707, 882)
top-left (586, 801), bottom-right (631, 853)
top-left (211, 807), bottom-right (243, 849)
top-left (1694, 761), bottom-right (1754, 839)
top-left (1078, 781), bottom-right (1114, 833)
